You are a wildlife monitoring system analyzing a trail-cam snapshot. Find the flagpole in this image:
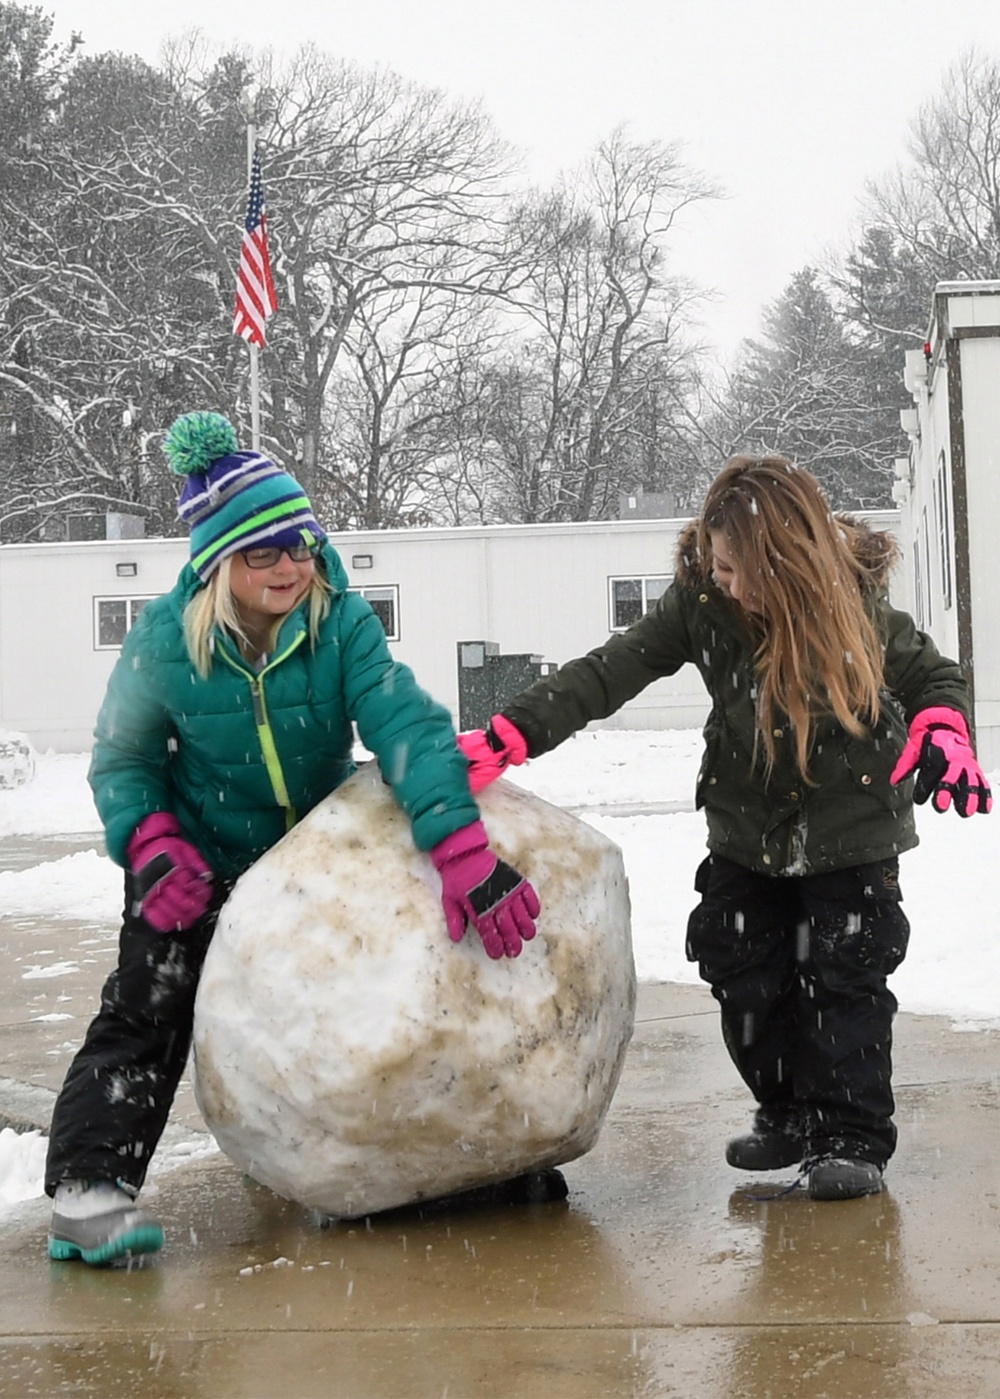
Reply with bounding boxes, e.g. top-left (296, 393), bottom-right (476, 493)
top-left (246, 120), bottom-right (261, 451)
